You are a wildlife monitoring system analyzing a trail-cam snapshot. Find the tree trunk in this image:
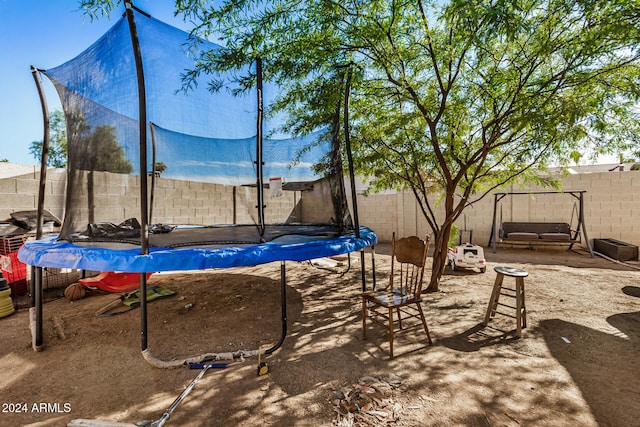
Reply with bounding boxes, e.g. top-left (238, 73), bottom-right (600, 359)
top-left (426, 221), bottom-right (453, 292)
